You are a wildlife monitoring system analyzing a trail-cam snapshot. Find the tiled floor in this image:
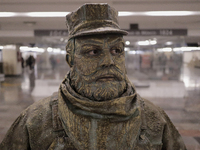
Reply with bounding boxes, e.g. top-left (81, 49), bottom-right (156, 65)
top-left (0, 64), bottom-right (200, 149)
